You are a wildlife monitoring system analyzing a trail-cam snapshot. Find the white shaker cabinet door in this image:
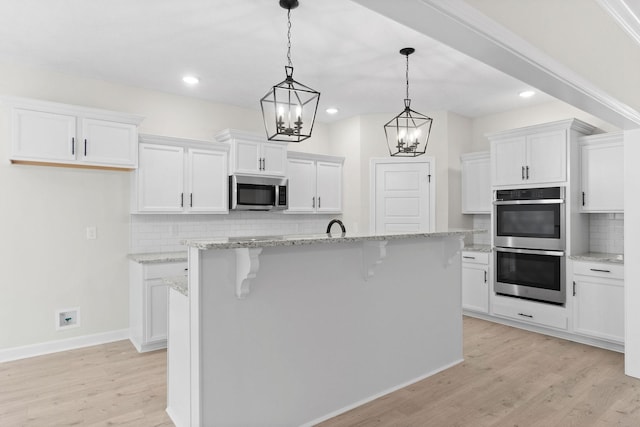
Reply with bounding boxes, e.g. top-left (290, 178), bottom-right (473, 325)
top-left (461, 153), bottom-right (491, 214)
top-left (186, 148), bottom-right (228, 213)
top-left (287, 158), bottom-right (316, 213)
top-left (462, 263), bottom-right (489, 313)
top-left (234, 139), bottom-right (261, 174)
top-left (81, 118), bottom-right (138, 167)
top-left (261, 142), bottom-right (287, 176)
top-left (11, 108), bottom-right (77, 162)
top-left (580, 140), bottom-right (624, 212)
top-left (316, 161), bottom-right (343, 213)
top-left (573, 278), bottom-right (624, 343)
top-left (145, 280), bottom-right (169, 344)
top-left (526, 130), bottom-right (566, 184)
top-left (137, 143), bottom-right (184, 212)
top-left (492, 136), bottom-right (527, 186)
